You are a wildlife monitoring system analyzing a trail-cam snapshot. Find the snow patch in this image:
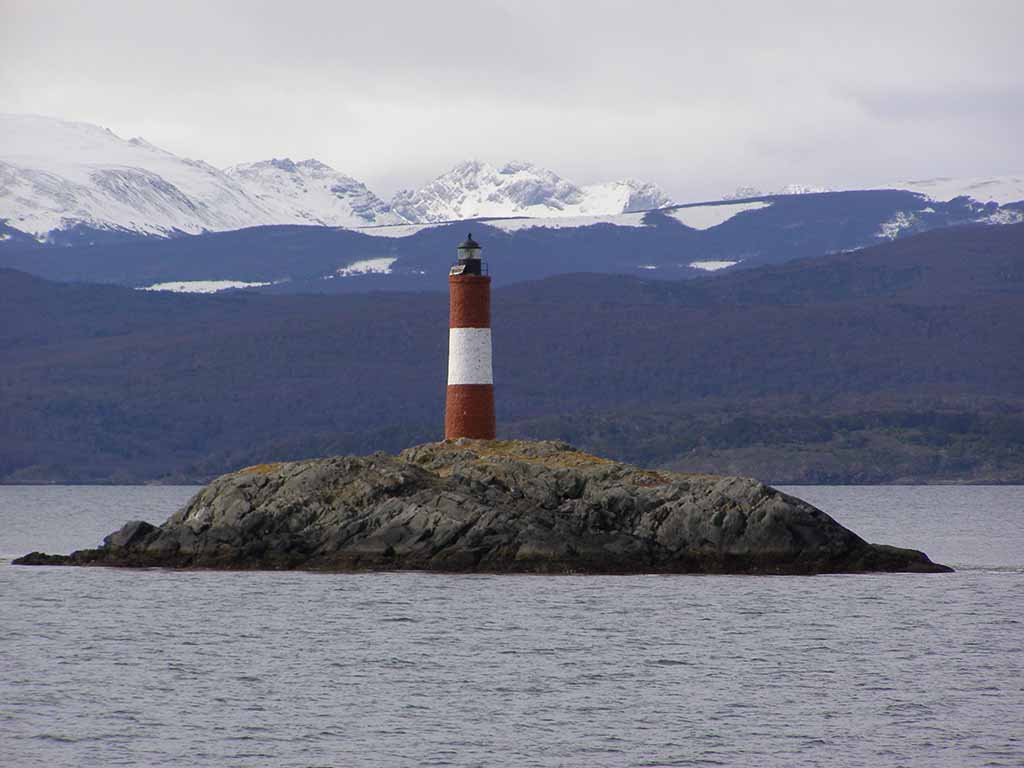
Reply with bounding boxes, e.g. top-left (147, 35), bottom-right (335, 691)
top-left (334, 257), bottom-right (397, 277)
top-left (689, 260), bottom-right (739, 271)
top-left (723, 185), bottom-right (831, 200)
top-left (776, 184), bottom-right (833, 195)
top-left (668, 201), bottom-right (772, 231)
top-left (877, 211), bottom-right (917, 240)
top-left (983, 208), bottom-right (1024, 226)
top-left (482, 211), bottom-right (650, 232)
top-left (139, 280), bottom-right (272, 293)
top-left (872, 176), bottom-right (1024, 205)
top-left (724, 177), bottom-right (1024, 206)
top-left (355, 223), bottom-right (441, 238)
